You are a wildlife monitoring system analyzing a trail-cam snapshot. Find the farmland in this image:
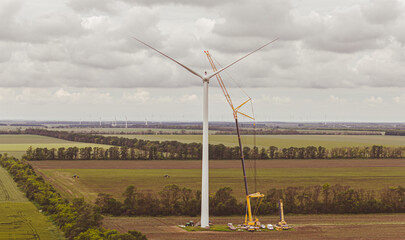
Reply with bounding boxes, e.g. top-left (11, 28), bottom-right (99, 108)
top-left (0, 134), bottom-right (112, 158)
top-left (3, 131), bottom-right (405, 239)
top-left (0, 167), bottom-right (64, 239)
top-left (31, 159), bottom-right (405, 202)
top-left (50, 127), bottom-right (206, 134)
top-left (101, 134), bottom-right (405, 149)
top-left (103, 214), bottom-right (405, 240)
